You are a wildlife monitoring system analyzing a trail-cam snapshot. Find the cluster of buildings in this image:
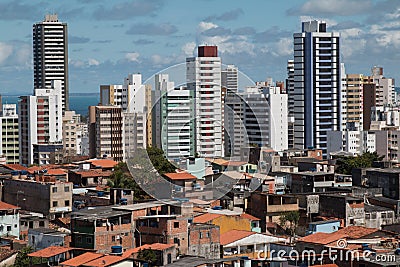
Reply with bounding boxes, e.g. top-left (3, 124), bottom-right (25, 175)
top-left (0, 13), bottom-right (399, 267)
